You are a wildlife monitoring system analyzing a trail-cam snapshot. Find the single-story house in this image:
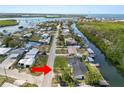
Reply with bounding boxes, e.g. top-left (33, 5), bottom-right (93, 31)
top-left (0, 54), bottom-right (20, 69)
top-left (85, 56), bottom-right (94, 62)
top-left (9, 48), bottom-right (26, 56)
top-left (69, 58), bottom-right (87, 79)
top-left (39, 37), bottom-right (51, 45)
top-left (25, 48), bottom-right (39, 58)
top-left (18, 48), bottom-right (39, 68)
top-left (67, 46), bottom-right (77, 56)
top-left (41, 33), bottom-right (49, 39)
top-left (18, 58), bottom-right (35, 68)
top-left (23, 33), bottom-right (32, 38)
top-left (0, 48), bottom-right (12, 55)
top-left (87, 48), bottom-right (95, 58)
top-left (66, 38), bottom-right (77, 46)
